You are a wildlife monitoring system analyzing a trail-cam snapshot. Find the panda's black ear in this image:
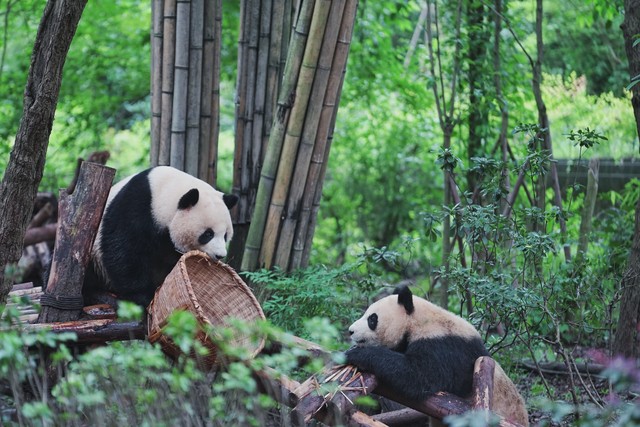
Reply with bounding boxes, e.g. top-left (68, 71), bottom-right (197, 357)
top-left (393, 285), bottom-right (415, 315)
top-left (223, 193), bottom-right (239, 209)
top-left (178, 188), bottom-right (199, 210)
